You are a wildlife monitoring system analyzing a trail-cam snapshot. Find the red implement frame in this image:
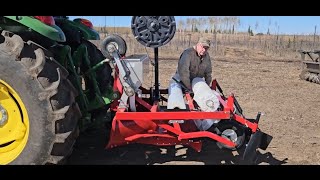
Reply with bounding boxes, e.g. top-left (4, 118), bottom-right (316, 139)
top-left (107, 65), bottom-right (258, 152)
